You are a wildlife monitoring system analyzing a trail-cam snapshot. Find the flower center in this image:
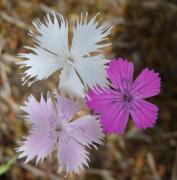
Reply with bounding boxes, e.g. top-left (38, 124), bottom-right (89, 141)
top-left (66, 56), bottom-right (75, 65)
top-left (123, 93), bottom-right (133, 103)
top-left (55, 125), bottom-right (63, 132)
